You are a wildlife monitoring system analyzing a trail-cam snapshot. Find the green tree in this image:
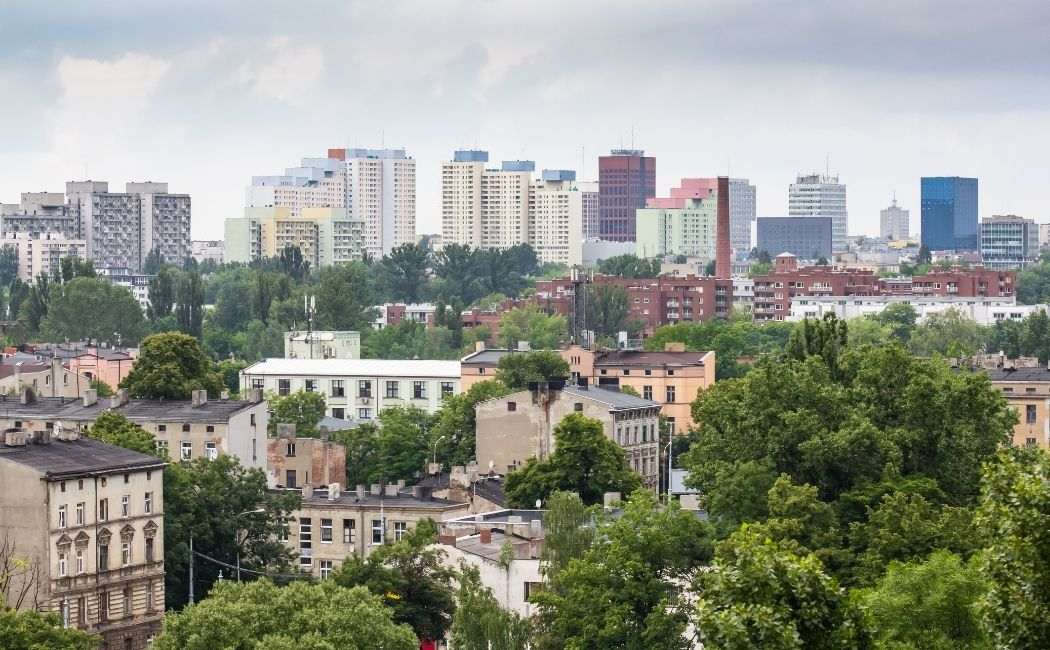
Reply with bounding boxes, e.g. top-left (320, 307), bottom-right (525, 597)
top-left (873, 302), bottom-right (918, 343)
top-left (533, 491), bottom-right (713, 650)
top-left (216, 359), bottom-right (247, 396)
top-left (40, 277), bottom-right (147, 345)
top-left (0, 609), bottom-right (98, 650)
top-left (0, 246), bottom-right (18, 288)
top-left (1021, 308), bottom-right (1050, 363)
top-left (89, 379), bottom-right (114, 398)
top-left (332, 422), bottom-right (379, 489)
top-left (163, 456), bottom-right (301, 608)
top-left (376, 243), bottom-right (430, 303)
top-left (87, 411), bottom-right (157, 456)
top-left (147, 265), bottom-right (177, 321)
top-left (975, 449), bottom-right (1050, 649)
top-left (175, 269), bottom-right (205, 338)
top-left (267, 391), bottom-right (326, 437)
top-left (431, 244), bottom-right (483, 306)
top-left (917, 244), bottom-right (932, 265)
top-left (19, 274), bottom-right (51, 334)
top-left (371, 406), bottom-right (432, 483)
top-left (495, 350), bottom-right (569, 391)
top-left (497, 305), bottom-right (567, 350)
top-left (847, 317), bottom-right (891, 348)
top-left (786, 313), bottom-right (849, 376)
top-left (430, 380), bottom-right (512, 469)
top-left (120, 332), bottom-right (224, 400)
top-left (277, 245), bottom-right (310, 282)
top-left (645, 316), bottom-right (794, 380)
top-left (154, 579), bottom-right (416, 650)
top-left (694, 527), bottom-right (871, 650)
top-left (58, 256), bottom-right (95, 283)
top-left (584, 284), bottom-right (635, 338)
top-left (360, 321), bottom-right (461, 360)
top-left (596, 254), bottom-right (660, 278)
top-left (504, 413), bottom-right (642, 507)
top-left (909, 308), bottom-right (987, 357)
top-left (142, 248), bottom-right (165, 275)
top-left (448, 565), bottom-right (530, 650)
top-left (857, 550), bottom-right (988, 650)
top-left (314, 263), bottom-right (377, 331)
top-left (333, 519), bottom-right (457, 642)
top-left (539, 491), bottom-right (595, 579)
